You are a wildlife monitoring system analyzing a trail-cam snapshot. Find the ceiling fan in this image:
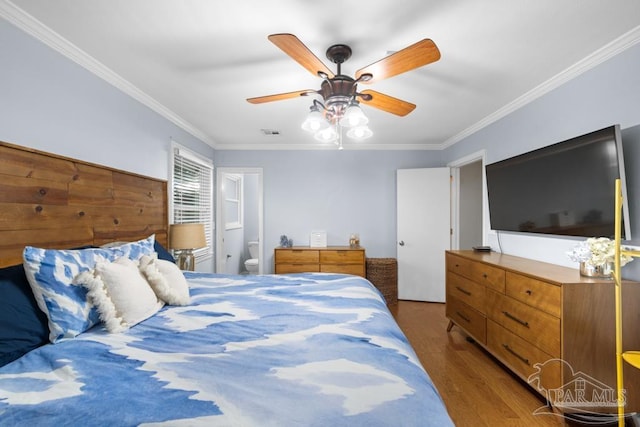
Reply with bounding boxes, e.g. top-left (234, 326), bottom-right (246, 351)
top-left (247, 33), bottom-right (441, 139)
